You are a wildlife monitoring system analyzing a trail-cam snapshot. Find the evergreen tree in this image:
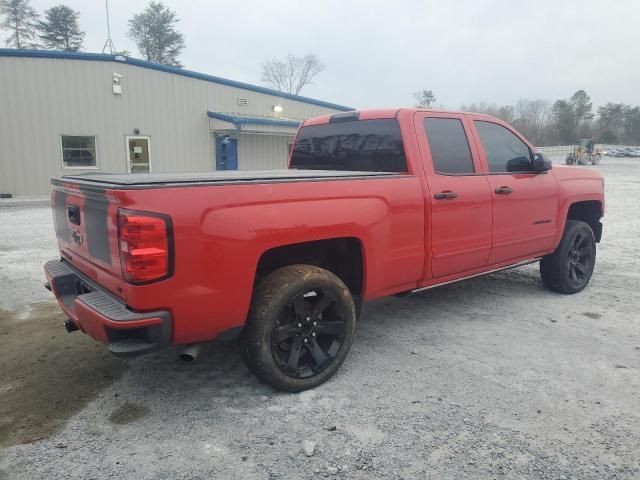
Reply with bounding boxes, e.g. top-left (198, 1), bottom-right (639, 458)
top-left (37, 5), bottom-right (84, 51)
top-left (127, 2), bottom-right (185, 67)
top-left (0, 0), bottom-right (39, 49)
